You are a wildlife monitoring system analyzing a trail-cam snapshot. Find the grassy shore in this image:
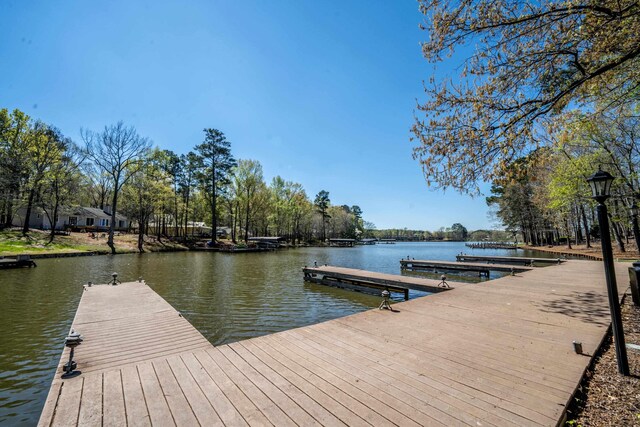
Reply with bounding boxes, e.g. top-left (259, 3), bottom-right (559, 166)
top-left (0, 228), bottom-right (188, 256)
